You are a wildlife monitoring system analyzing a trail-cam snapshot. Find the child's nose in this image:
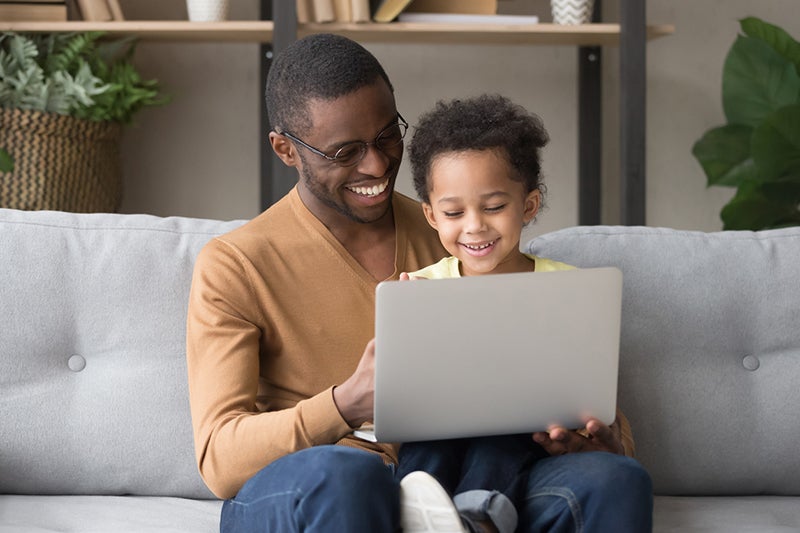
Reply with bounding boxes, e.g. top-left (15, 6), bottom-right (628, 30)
top-left (464, 211), bottom-right (487, 233)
